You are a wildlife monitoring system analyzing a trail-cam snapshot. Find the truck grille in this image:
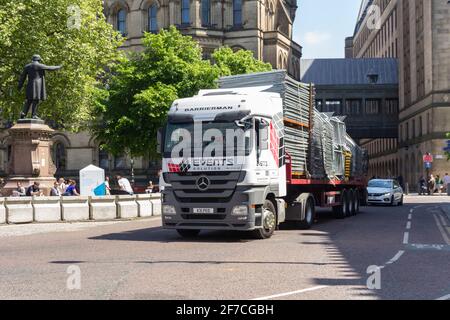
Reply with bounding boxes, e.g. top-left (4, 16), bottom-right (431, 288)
top-left (164, 171), bottom-right (242, 203)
